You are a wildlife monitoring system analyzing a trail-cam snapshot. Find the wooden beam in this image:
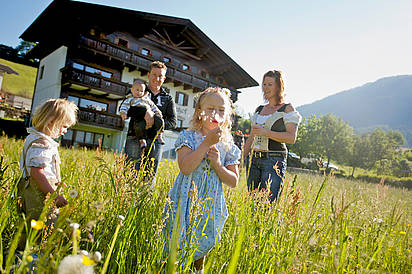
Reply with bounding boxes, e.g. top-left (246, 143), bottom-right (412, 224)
top-left (183, 83), bottom-right (192, 91)
top-left (144, 35), bottom-right (202, 61)
top-left (173, 80), bottom-right (183, 87)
